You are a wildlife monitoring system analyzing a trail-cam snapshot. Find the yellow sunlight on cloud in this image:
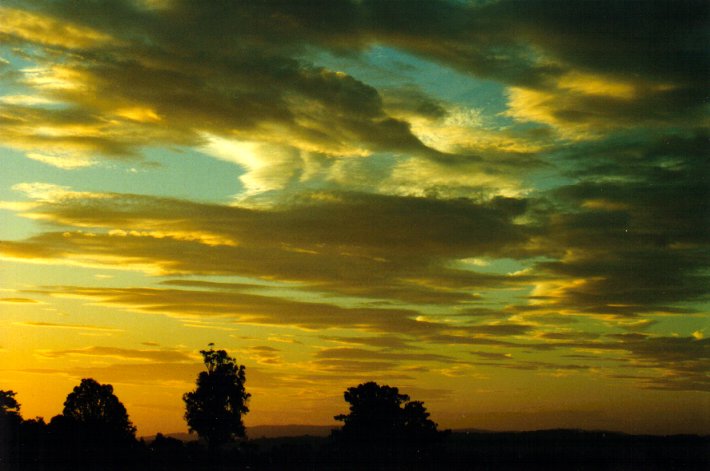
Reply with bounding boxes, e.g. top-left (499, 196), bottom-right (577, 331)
top-left (12, 182), bottom-right (105, 202)
top-left (201, 134), bottom-right (300, 197)
top-left (0, 95), bottom-right (56, 106)
top-left (108, 228), bottom-right (237, 247)
top-left (558, 72), bottom-right (637, 100)
top-left (384, 157), bottom-right (525, 199)
top-left (505, 87), bottom-right (574, 136)
top-left (529, 278), bottom-right (592, 307)
top-left (21, 65), bottom-right (89, 92)
top-left (115, 107), bottom-right (163, 123)
top-left (407, 108), bottom-right (546, 155)
top-left (26, 152), bottom-right (95, 169)
top-left (0, 7), bottom-right (113, 49)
